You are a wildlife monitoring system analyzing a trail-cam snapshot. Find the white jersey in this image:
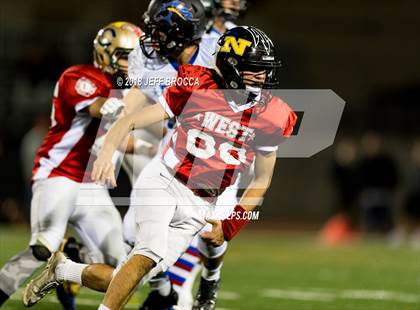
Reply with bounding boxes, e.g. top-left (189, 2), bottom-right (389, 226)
top-left (202, 21), bottom-right (237, 50)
